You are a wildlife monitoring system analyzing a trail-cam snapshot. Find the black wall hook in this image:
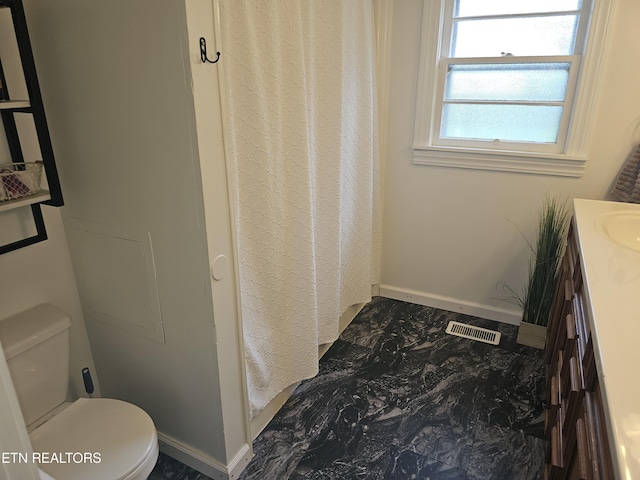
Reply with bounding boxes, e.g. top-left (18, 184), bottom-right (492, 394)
top-left (200, 37), bottom-right (220, 64)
